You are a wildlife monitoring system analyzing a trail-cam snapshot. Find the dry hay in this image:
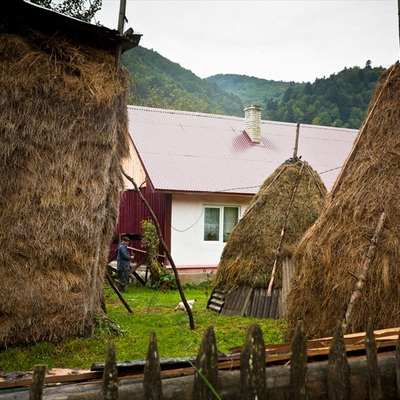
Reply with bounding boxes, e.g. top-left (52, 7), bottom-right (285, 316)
top-left (286, 62), bottom-right (400, 340)
top-left (0, 31), bottom-right (131, 347)
top-left (213, 160), bottom-right (327, 294)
